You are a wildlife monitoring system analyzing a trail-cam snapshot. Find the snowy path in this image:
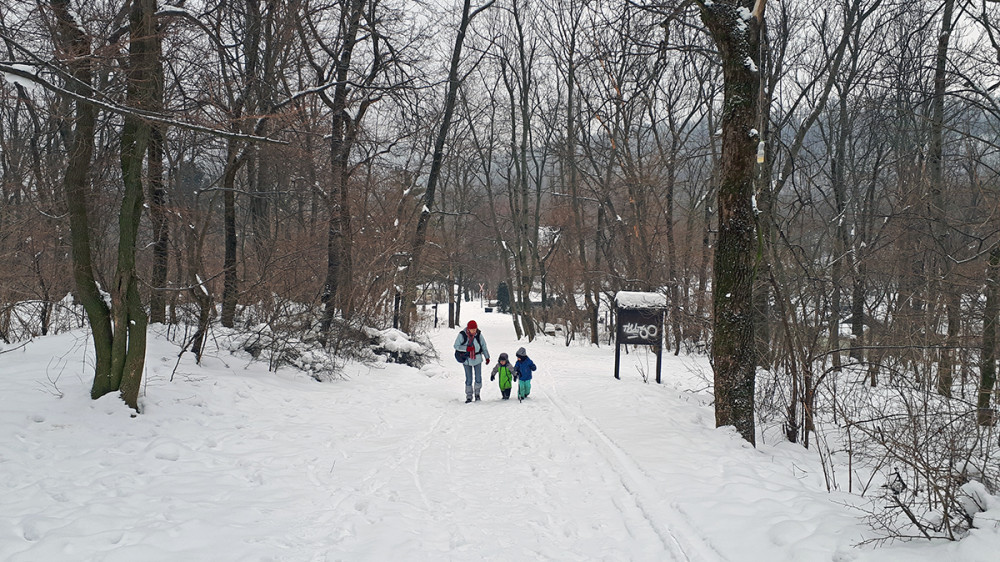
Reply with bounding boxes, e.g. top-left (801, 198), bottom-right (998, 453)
top-left (3, 307), bottom-right (997, 561)
top-left (285, 310), bottom-right (715, 561)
